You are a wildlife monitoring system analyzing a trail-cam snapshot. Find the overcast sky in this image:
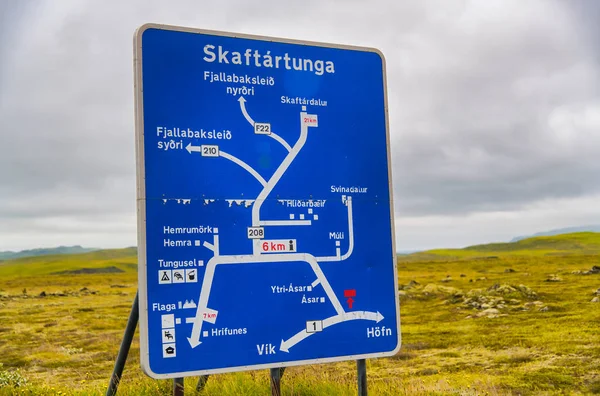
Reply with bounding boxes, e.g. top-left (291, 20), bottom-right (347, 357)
top-left (1, 0), bottom-right (599, 252)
